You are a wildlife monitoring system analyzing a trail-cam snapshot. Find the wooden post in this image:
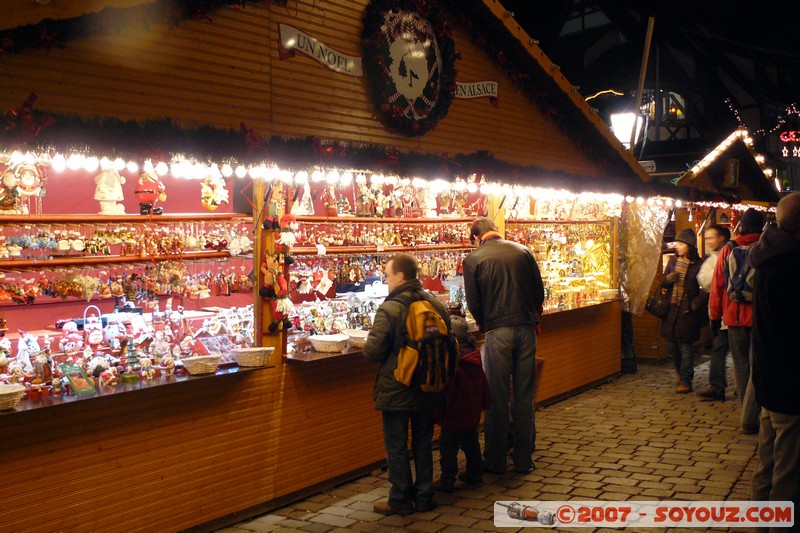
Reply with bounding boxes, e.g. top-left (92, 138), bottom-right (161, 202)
top-left (630, 17), bottom-right (655, 154)
top-left (252, 179), bottom-right (283, 362)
